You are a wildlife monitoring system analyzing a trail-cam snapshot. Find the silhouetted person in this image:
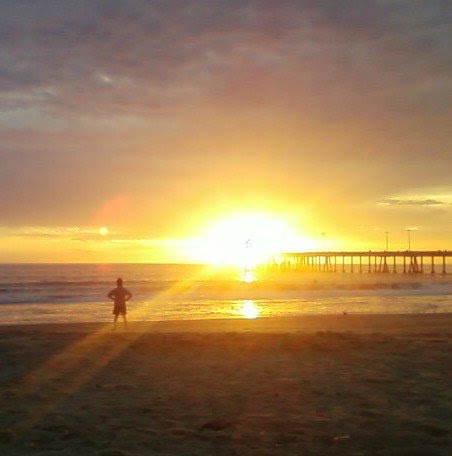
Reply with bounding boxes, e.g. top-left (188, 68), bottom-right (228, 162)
top-left (108, 278), bottom-right (132, 330)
